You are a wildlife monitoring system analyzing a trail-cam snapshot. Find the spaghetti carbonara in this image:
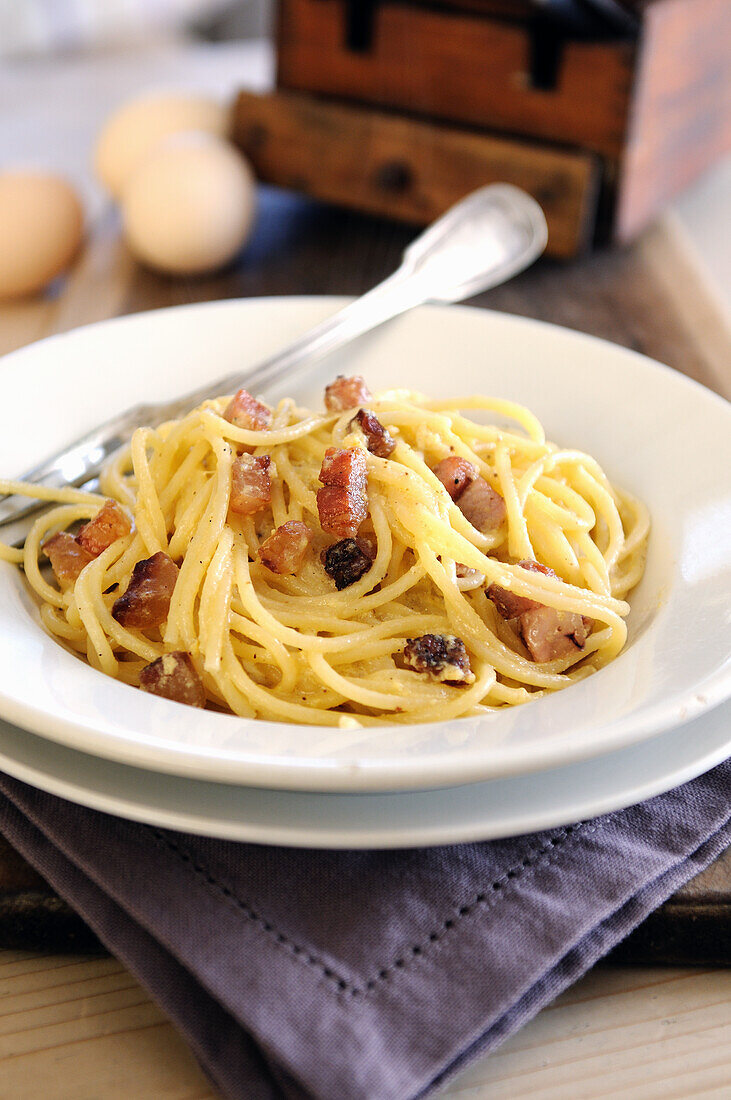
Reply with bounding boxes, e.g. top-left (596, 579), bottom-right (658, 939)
top-left (0, 376), bottom-right (649, 727)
